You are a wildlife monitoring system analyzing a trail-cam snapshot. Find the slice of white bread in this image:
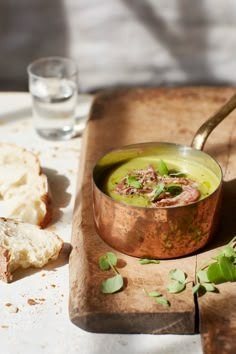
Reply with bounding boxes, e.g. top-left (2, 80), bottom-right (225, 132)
top-left (0, 217), bottom-right (64, 282)
top-left (0, 143), bottom-right (51, 228)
